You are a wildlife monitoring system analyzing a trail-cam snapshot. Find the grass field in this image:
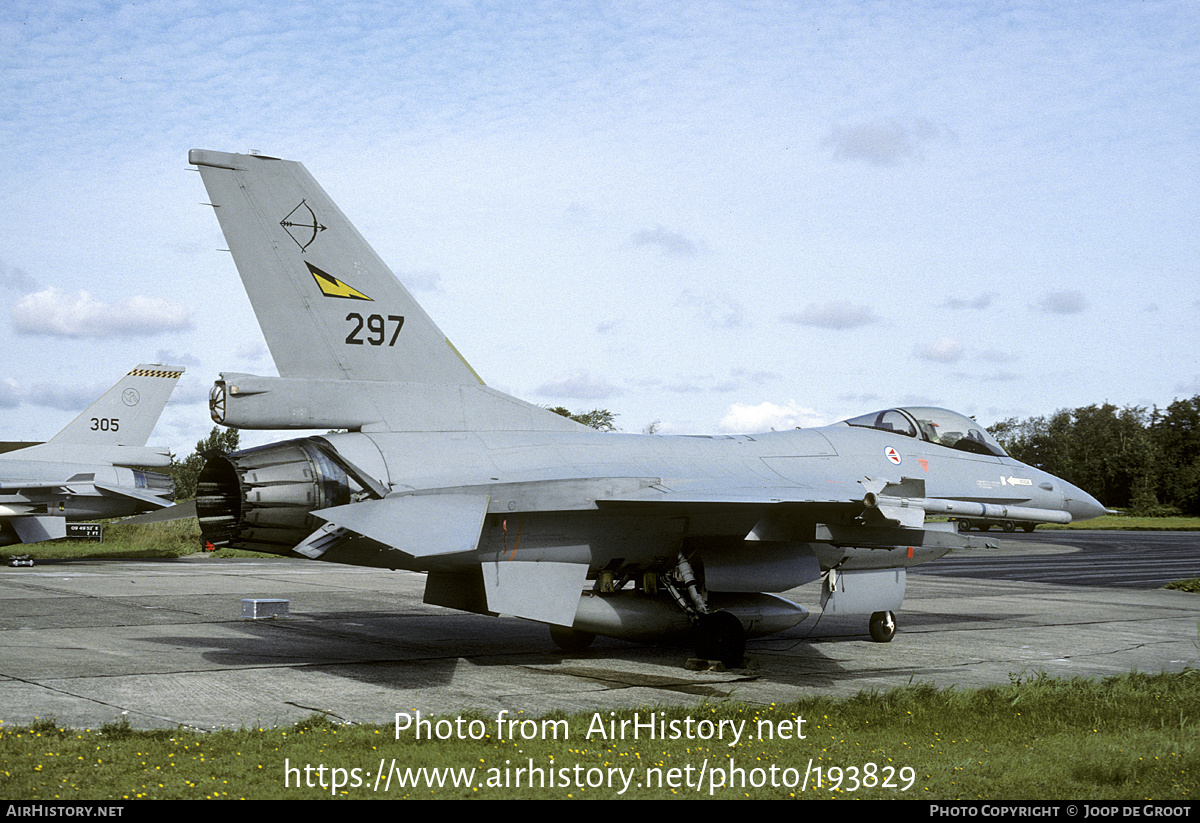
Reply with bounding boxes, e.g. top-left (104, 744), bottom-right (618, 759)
top-left (1041, 514), bottom-right (1200, 531)
top-left (5, 516), bottom-right (1197, 799)
top-left (8, 518), bottom-right (263, 561)
top-left (0, 670), bottom-right (1194, 800)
